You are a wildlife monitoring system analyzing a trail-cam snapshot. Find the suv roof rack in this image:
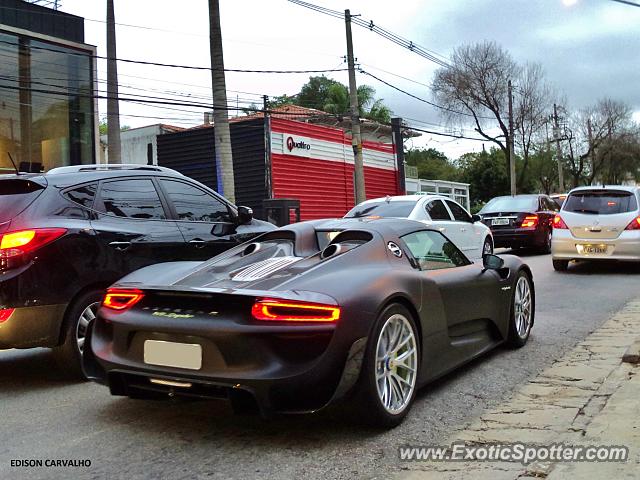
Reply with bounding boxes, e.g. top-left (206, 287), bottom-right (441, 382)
top-left (47, 164), bottom-right (183, 176)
